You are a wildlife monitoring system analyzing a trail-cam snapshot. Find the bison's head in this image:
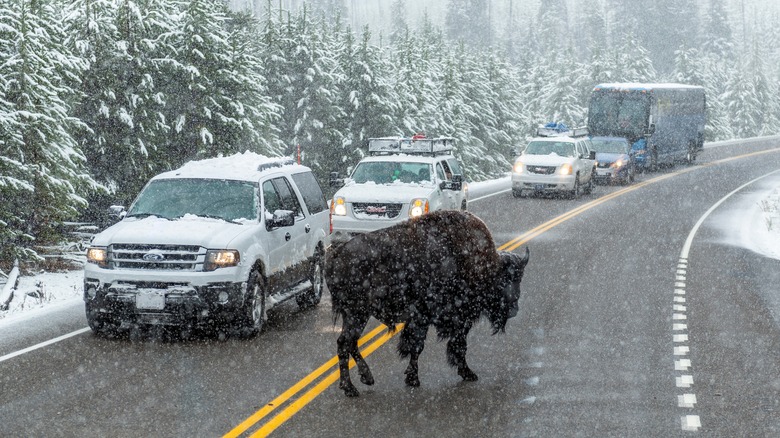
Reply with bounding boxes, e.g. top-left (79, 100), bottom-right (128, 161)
top-left (486, 247), bottom-right (530, 334)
